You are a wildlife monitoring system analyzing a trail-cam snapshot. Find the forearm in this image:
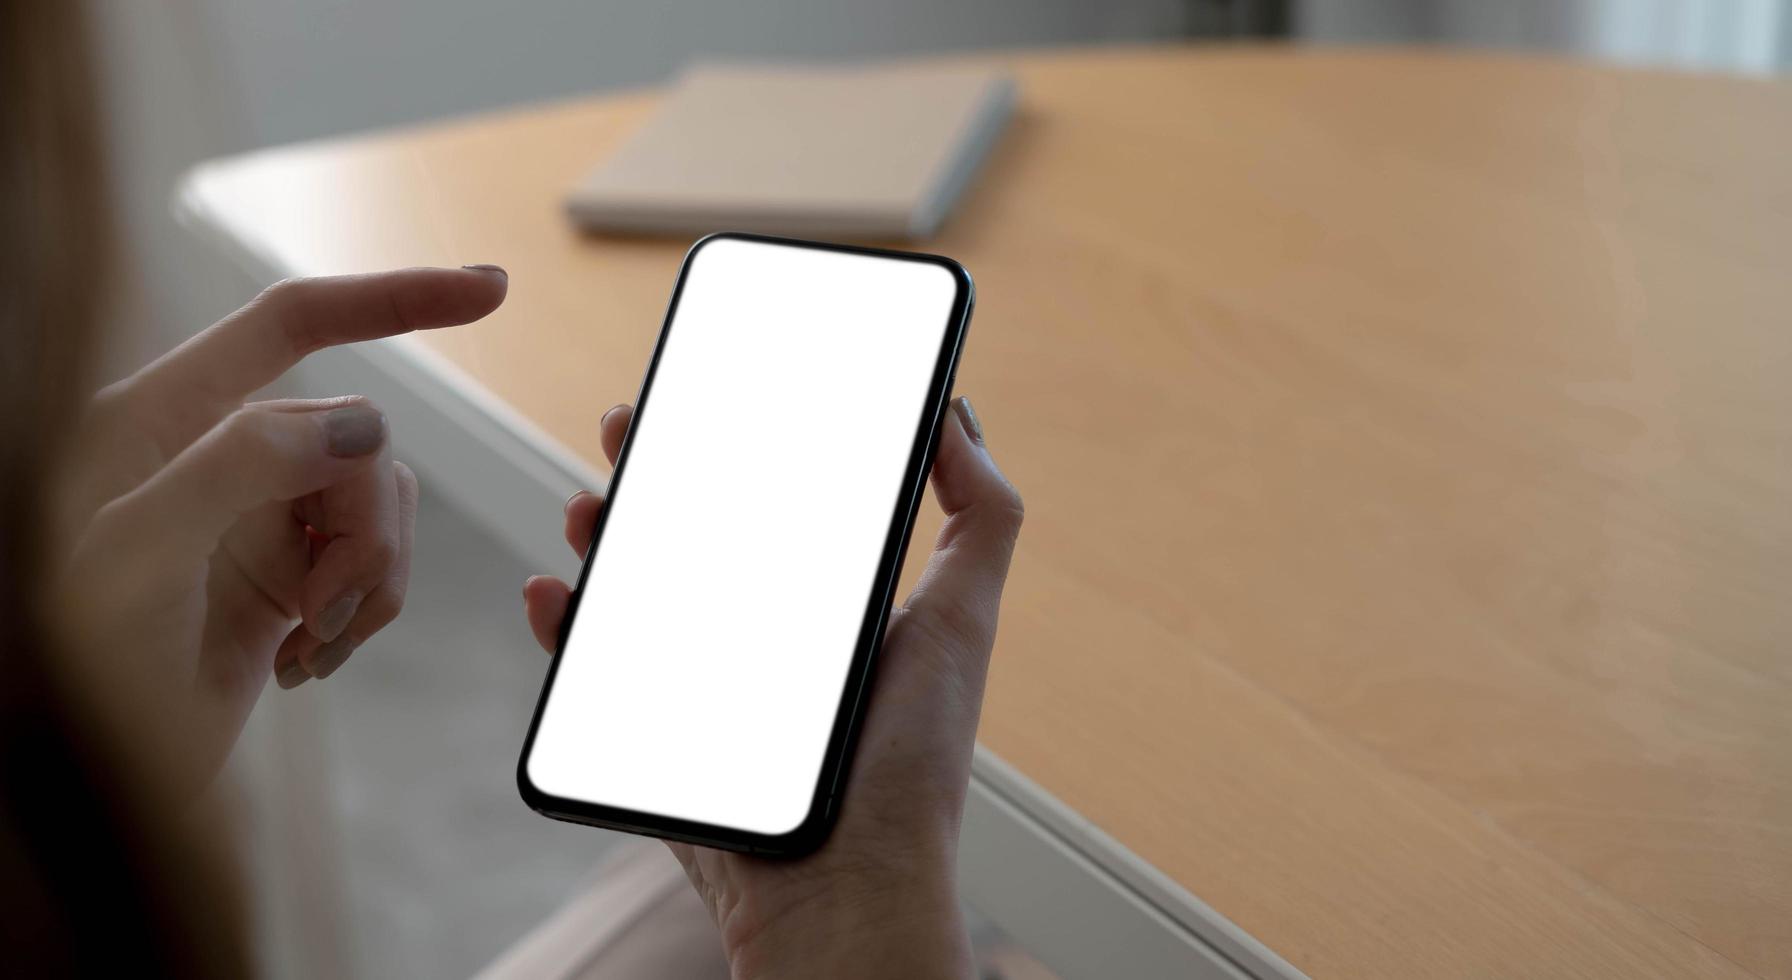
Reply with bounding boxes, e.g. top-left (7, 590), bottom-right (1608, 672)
top-left (725, 876), bottom-right (974, 980)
